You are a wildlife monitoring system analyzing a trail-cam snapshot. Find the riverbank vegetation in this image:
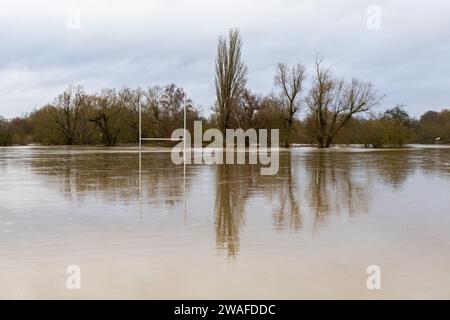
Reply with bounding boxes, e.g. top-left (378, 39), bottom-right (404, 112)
top-left (1, 29), bottom-right (448, 148)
